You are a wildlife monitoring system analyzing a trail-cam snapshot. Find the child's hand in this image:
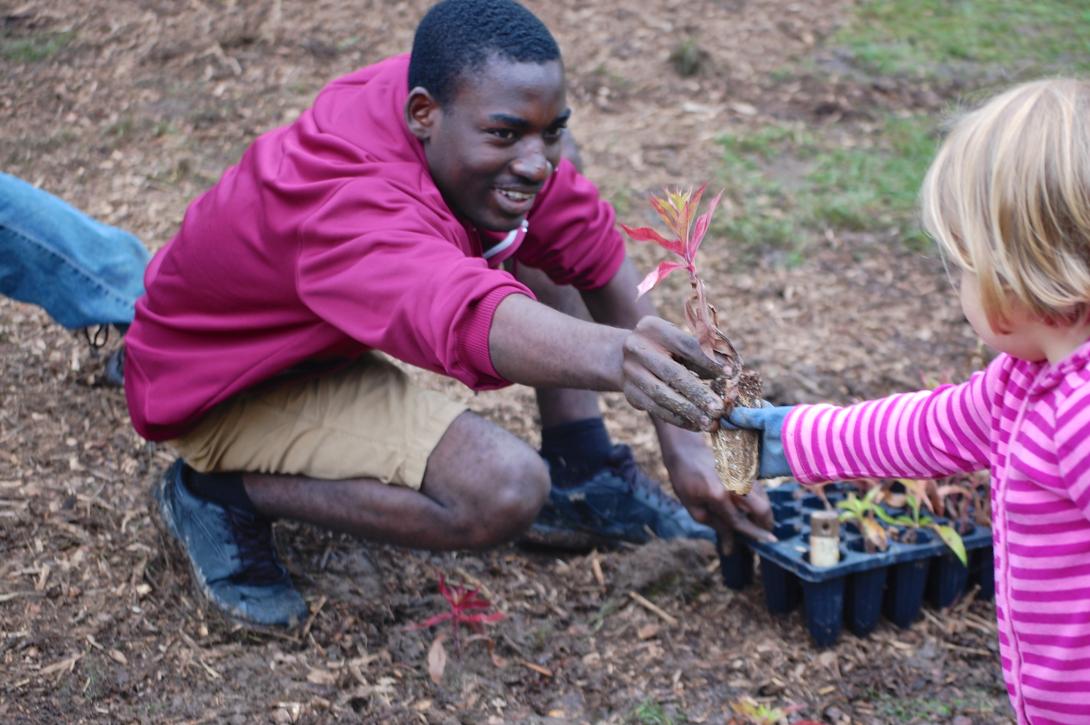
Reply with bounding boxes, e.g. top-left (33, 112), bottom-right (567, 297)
top-left (723, 403), bottom-right (794, 479)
